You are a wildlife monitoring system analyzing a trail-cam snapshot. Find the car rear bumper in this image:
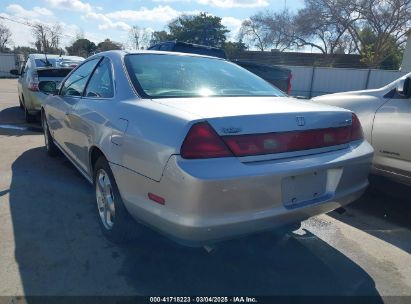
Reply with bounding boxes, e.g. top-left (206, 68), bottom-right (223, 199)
top-left (25, 91), bottom-right (47, 112)
top-left (111, 140), bottom-right (374, 246)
